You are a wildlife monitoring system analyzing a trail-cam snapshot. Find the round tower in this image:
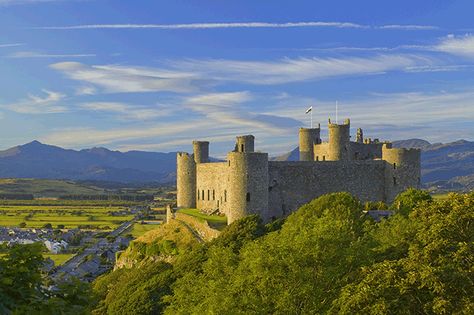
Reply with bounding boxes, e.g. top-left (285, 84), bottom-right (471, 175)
top-left (299, 126), bottom-right (321, 161)
top-left (382, 143), bottom-right (421, 202)
top-left (328, 118), bottom-right (351, 161)
top-left (192, 141), bottom-right (209, 163)
top-left (236, 135), bottom-right (255, 153)
top-left (176, 152), bottom-right (196, 208)
top-left (226, 151), bottom-right (269, 224)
